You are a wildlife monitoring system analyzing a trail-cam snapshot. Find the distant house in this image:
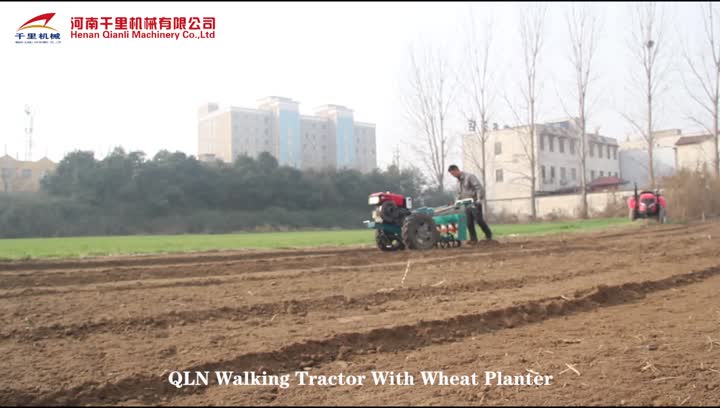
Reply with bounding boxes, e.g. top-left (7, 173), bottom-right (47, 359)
top-left (587, 176), bottom-right (628, 192)
top-left (618, 129), bottom-right (682, 189)
top-left (674, 134), bottom-right (717, 172)
top-left (0, 155), bottom-right (56, 193)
